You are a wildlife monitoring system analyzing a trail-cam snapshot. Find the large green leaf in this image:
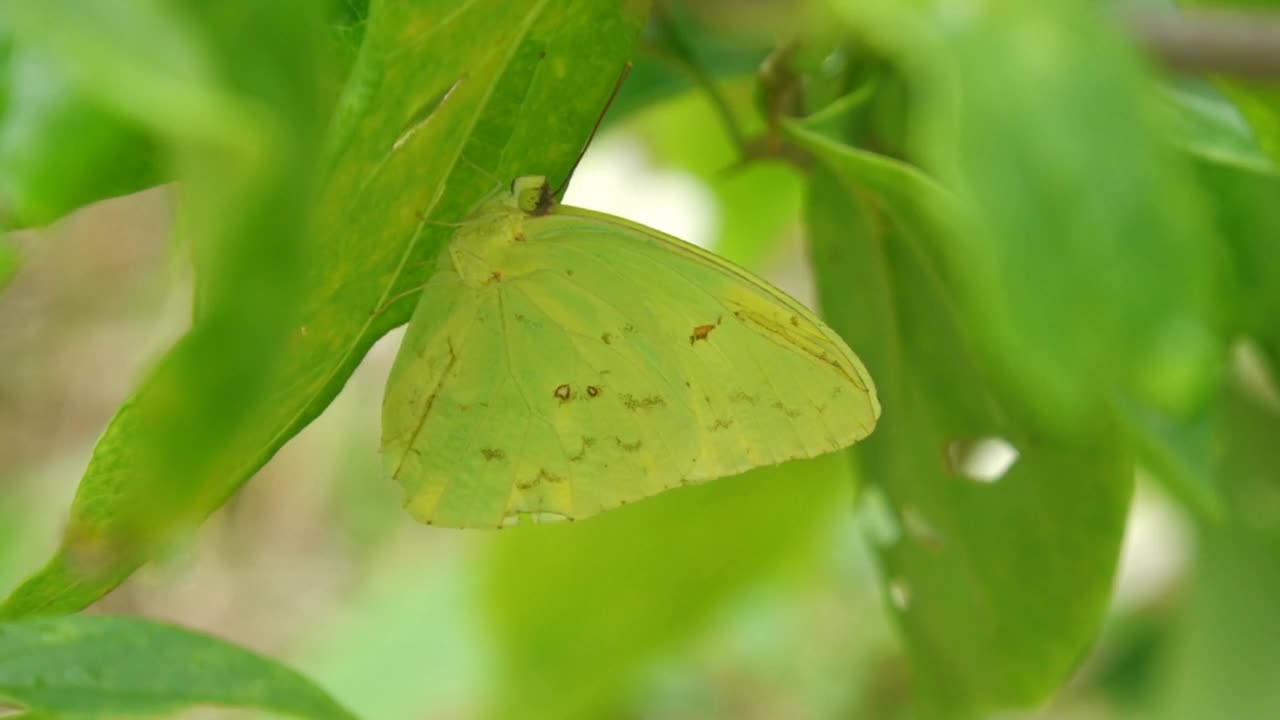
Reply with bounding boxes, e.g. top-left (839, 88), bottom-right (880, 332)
top-left (1, 0), bottom-right (649, 617)
top-left (483, 454), bottom-right (852, 720)
top-left (826, 0), bottom-right (1230, 517)
top-left (0, 615), bottom-right (355, 720)
top-left (1, 0), bottom-right (329, 618)
top-left (856, 0), bottom-right (1225, 441)
top-left (0, 0), bottom-right (327, 617)
top-left (794, 125), bottom-right (1133, 715)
